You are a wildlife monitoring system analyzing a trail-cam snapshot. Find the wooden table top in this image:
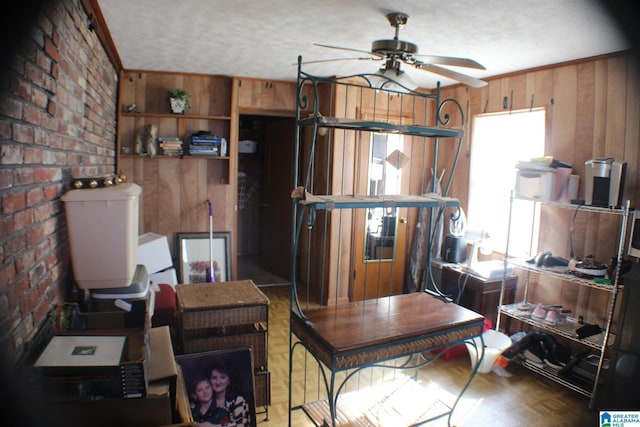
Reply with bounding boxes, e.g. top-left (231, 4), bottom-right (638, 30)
top-left (291, 292), bottom-right (484, 369)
